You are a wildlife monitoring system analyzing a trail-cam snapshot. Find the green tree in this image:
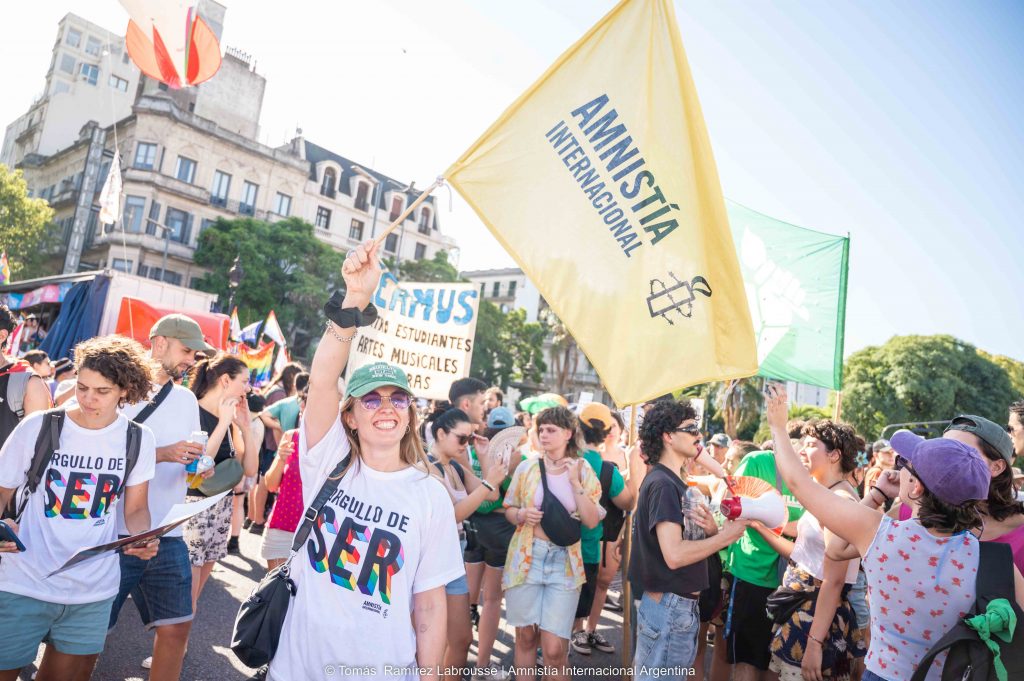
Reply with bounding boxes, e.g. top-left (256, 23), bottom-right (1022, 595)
top-left (980, 351), bottom-right (1024, 400)
top-left (384, 250), bottom-right (460, 283)
top-left (192, 217), bottom-right (345, 358)
top-left (842, 335), bottom-right (1015, 439)
top-left (710, 378), bottom-right (765, 440)
top-left (0, 164), bottom-right (59, 279)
